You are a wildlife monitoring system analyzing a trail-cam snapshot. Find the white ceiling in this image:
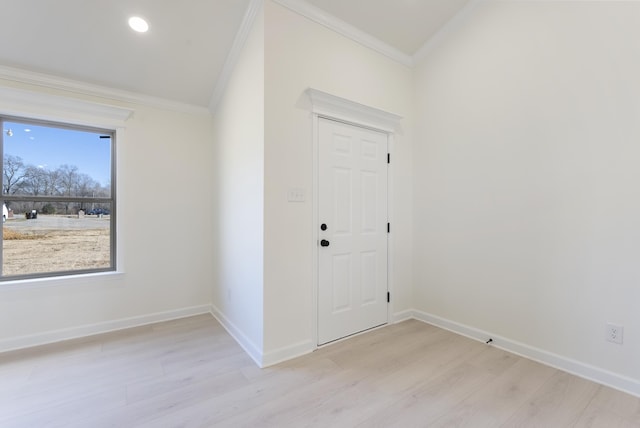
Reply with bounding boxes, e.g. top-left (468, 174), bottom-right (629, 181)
top-left (0, 0), bottom-right (471, 109)
top-left (306, 0), bottom-right (471, 55)
top-left (0, 0), bottom-right (252, 108)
